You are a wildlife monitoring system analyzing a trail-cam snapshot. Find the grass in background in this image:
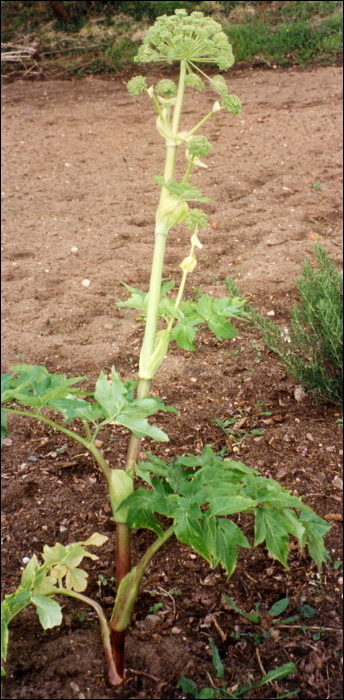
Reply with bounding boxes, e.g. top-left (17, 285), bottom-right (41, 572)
top-left (224, 2), bottom-right (343, 66)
